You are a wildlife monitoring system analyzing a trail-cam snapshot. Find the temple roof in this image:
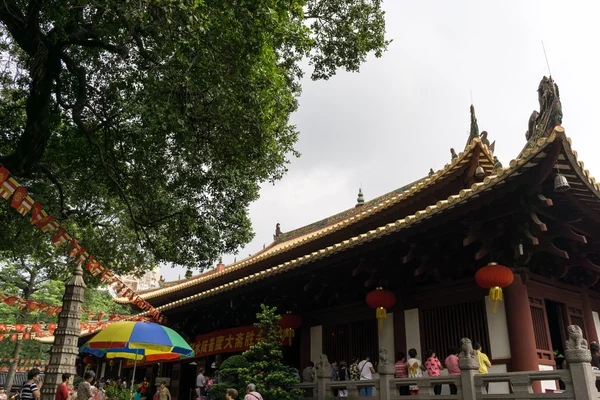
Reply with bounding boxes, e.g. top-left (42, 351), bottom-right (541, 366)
top-left (114, 139), bottom-right (495, 305)
top-left (129, 127), bottom-right (600, 314)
